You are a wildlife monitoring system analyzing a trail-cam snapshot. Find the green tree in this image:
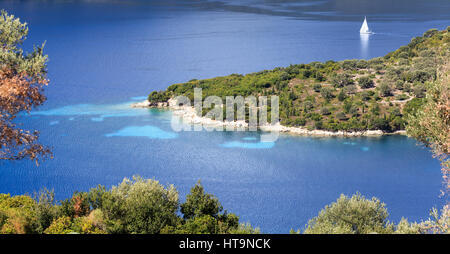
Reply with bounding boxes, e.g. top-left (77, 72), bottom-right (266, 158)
top-left (181, 181), bottom-right (223, 220)
top-left (321, 107), bottom-right (331, 115)
top-left (330, 73), bottom-right (353, 88)
top-left (320, 87), bottom-right (335, 101)
top-left (337, 89), bottom-right (347, 101)
top-left (0, 194), bottom-right (39, 234)
top-left (43, 216), bottom-right (74, 234)
top-left (100, 176), bottom-right (179, 234)
top-left (379, 82), bottom-right (393, 97)
top-left (33, 188), bottom-right (58, 233)
top-left (413, 83), bottom-right (427, 98)
top-left (358, 76), bottom-right (374, 89)
top-left (313, 83), bottom-right (322, 92)
top-left (394, 218), bottom-right (420, 234)
top-left (303, 193), bottom-right (394, 234)
top-left (407, 62), bottom-right (449, 194)
top-left (177, 181), bottom-right (253, 234)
